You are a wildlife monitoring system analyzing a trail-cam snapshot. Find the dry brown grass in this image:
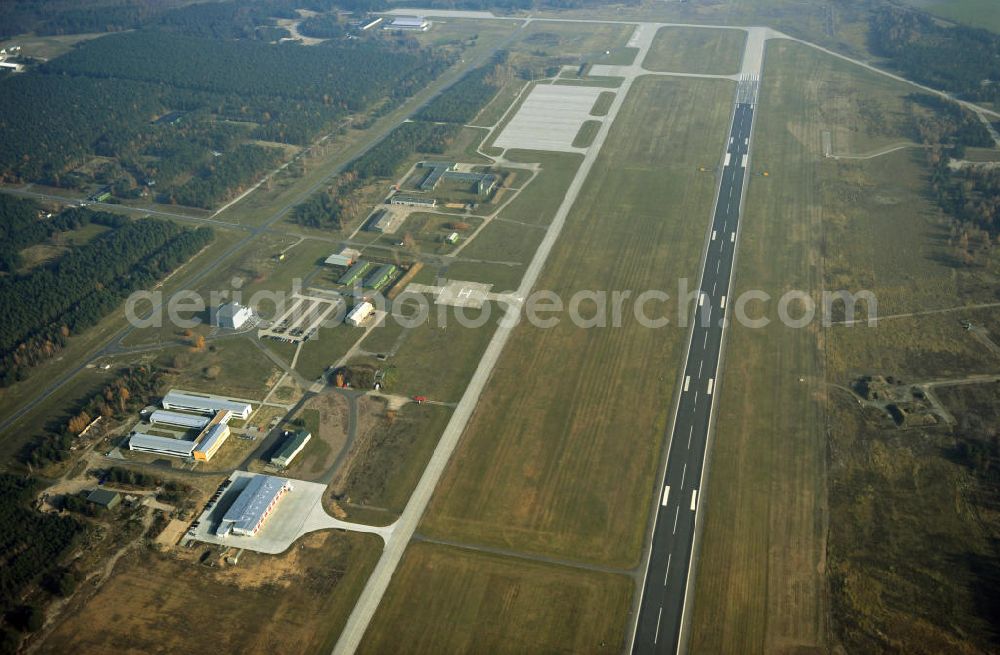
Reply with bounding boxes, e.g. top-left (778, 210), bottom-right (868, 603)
top-left (40, 531), bottom-right (381, 655)
top-left (359, 541), bottom-right (632, 655)
top-left (420, 76), bottom-right (735, 567)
